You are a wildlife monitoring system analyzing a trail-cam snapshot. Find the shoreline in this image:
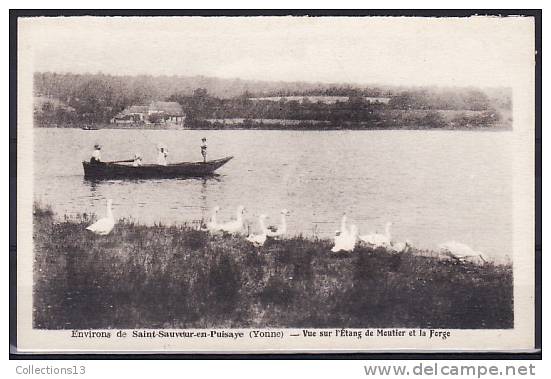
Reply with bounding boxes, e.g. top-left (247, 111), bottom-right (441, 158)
top-left (33, 203), bottom-right (514, 330)
top-left (34, 123), bottom-right (513, 132)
